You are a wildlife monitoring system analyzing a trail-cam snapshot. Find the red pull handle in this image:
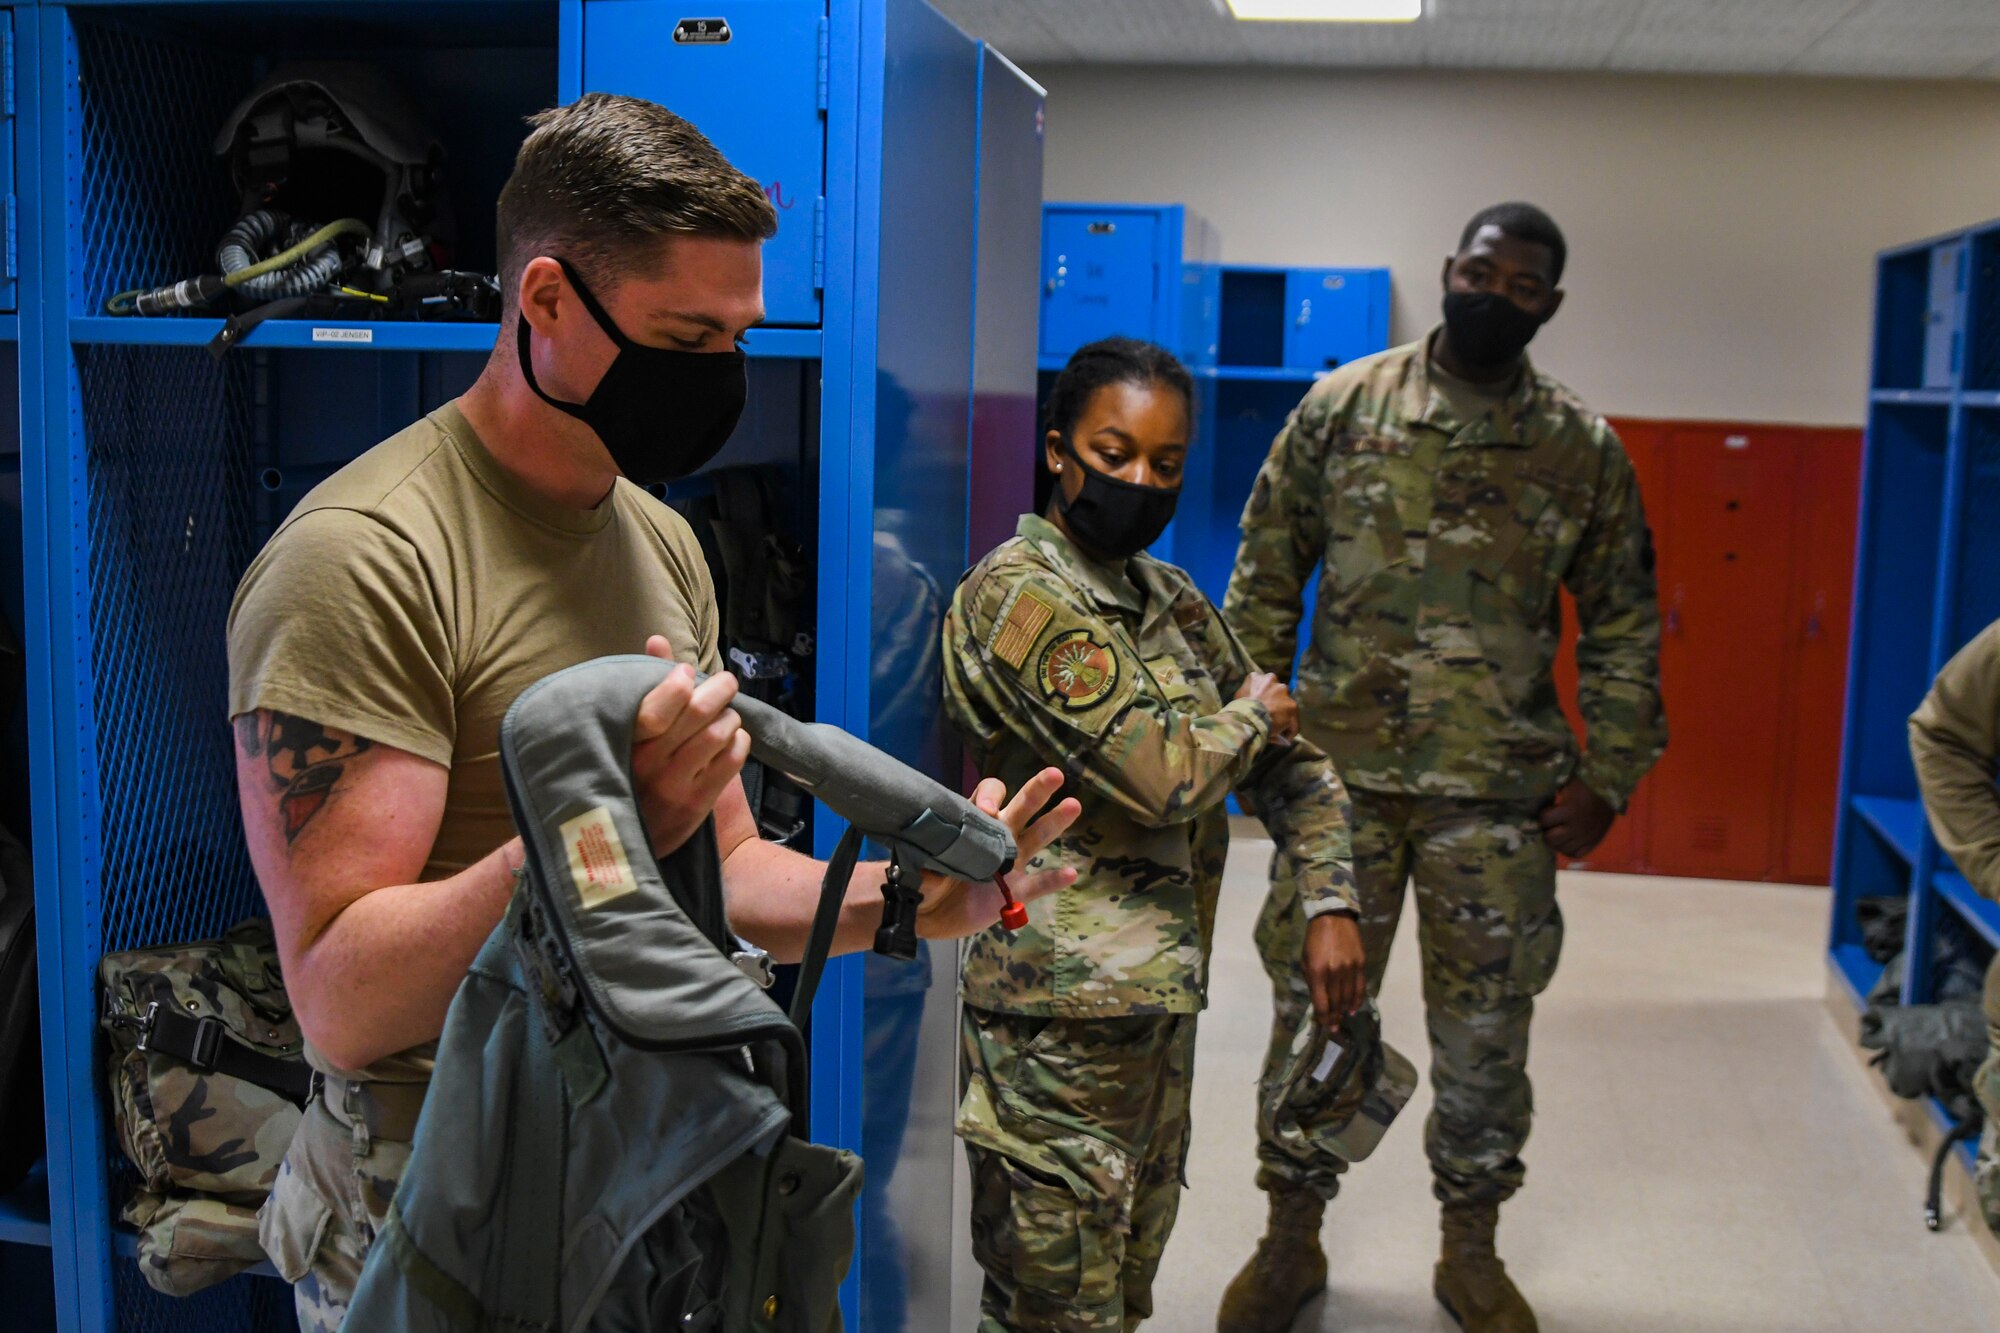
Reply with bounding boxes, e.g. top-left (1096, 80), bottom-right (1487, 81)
top-left (995, 871), bottom-right (1029, 932)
